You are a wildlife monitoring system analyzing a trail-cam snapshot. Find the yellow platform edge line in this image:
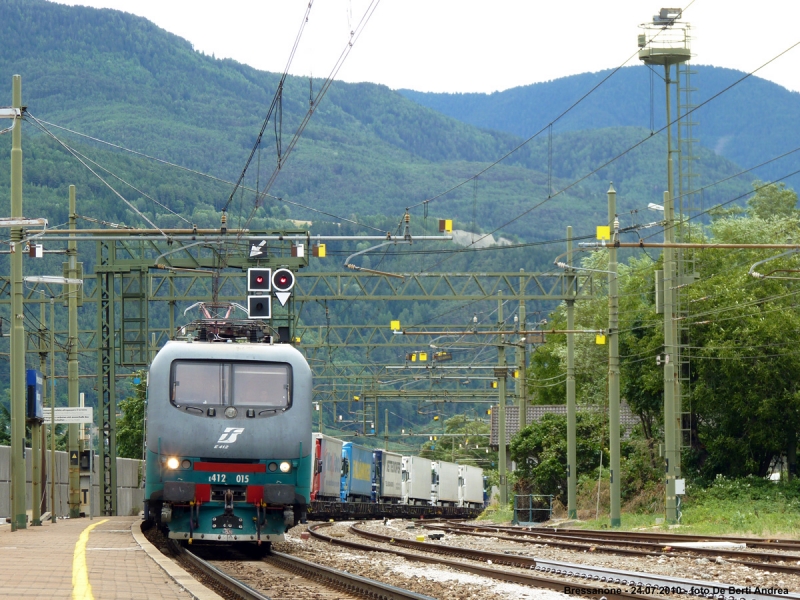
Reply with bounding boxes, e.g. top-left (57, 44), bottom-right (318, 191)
top-left (72, 519), bottom-right (109, 600)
